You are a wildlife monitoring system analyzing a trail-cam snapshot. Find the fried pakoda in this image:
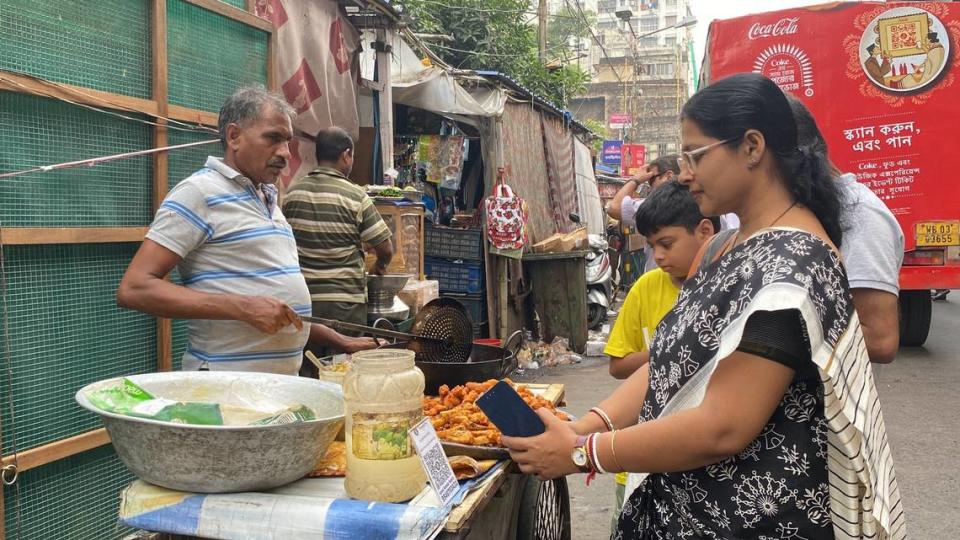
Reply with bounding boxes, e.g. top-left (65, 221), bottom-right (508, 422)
top-left (423, 379), bottom-right (567, 447)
